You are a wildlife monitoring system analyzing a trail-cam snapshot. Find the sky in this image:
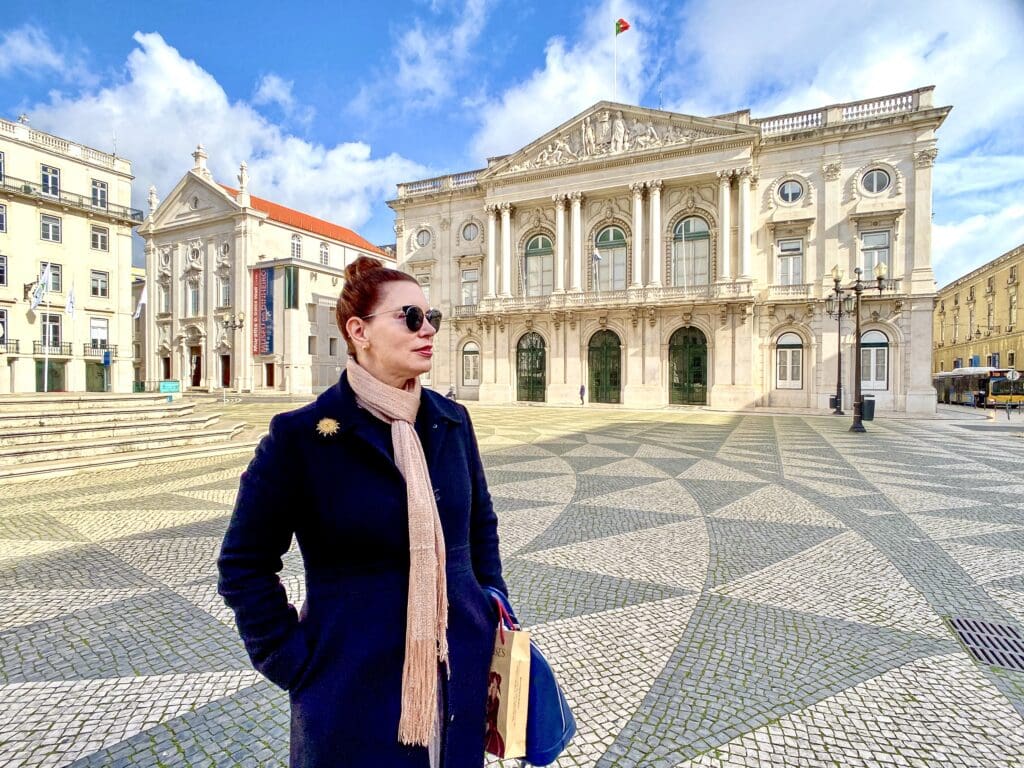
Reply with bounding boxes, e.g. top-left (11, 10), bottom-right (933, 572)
top-left (2, 0), bottom-right (1022, 286)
